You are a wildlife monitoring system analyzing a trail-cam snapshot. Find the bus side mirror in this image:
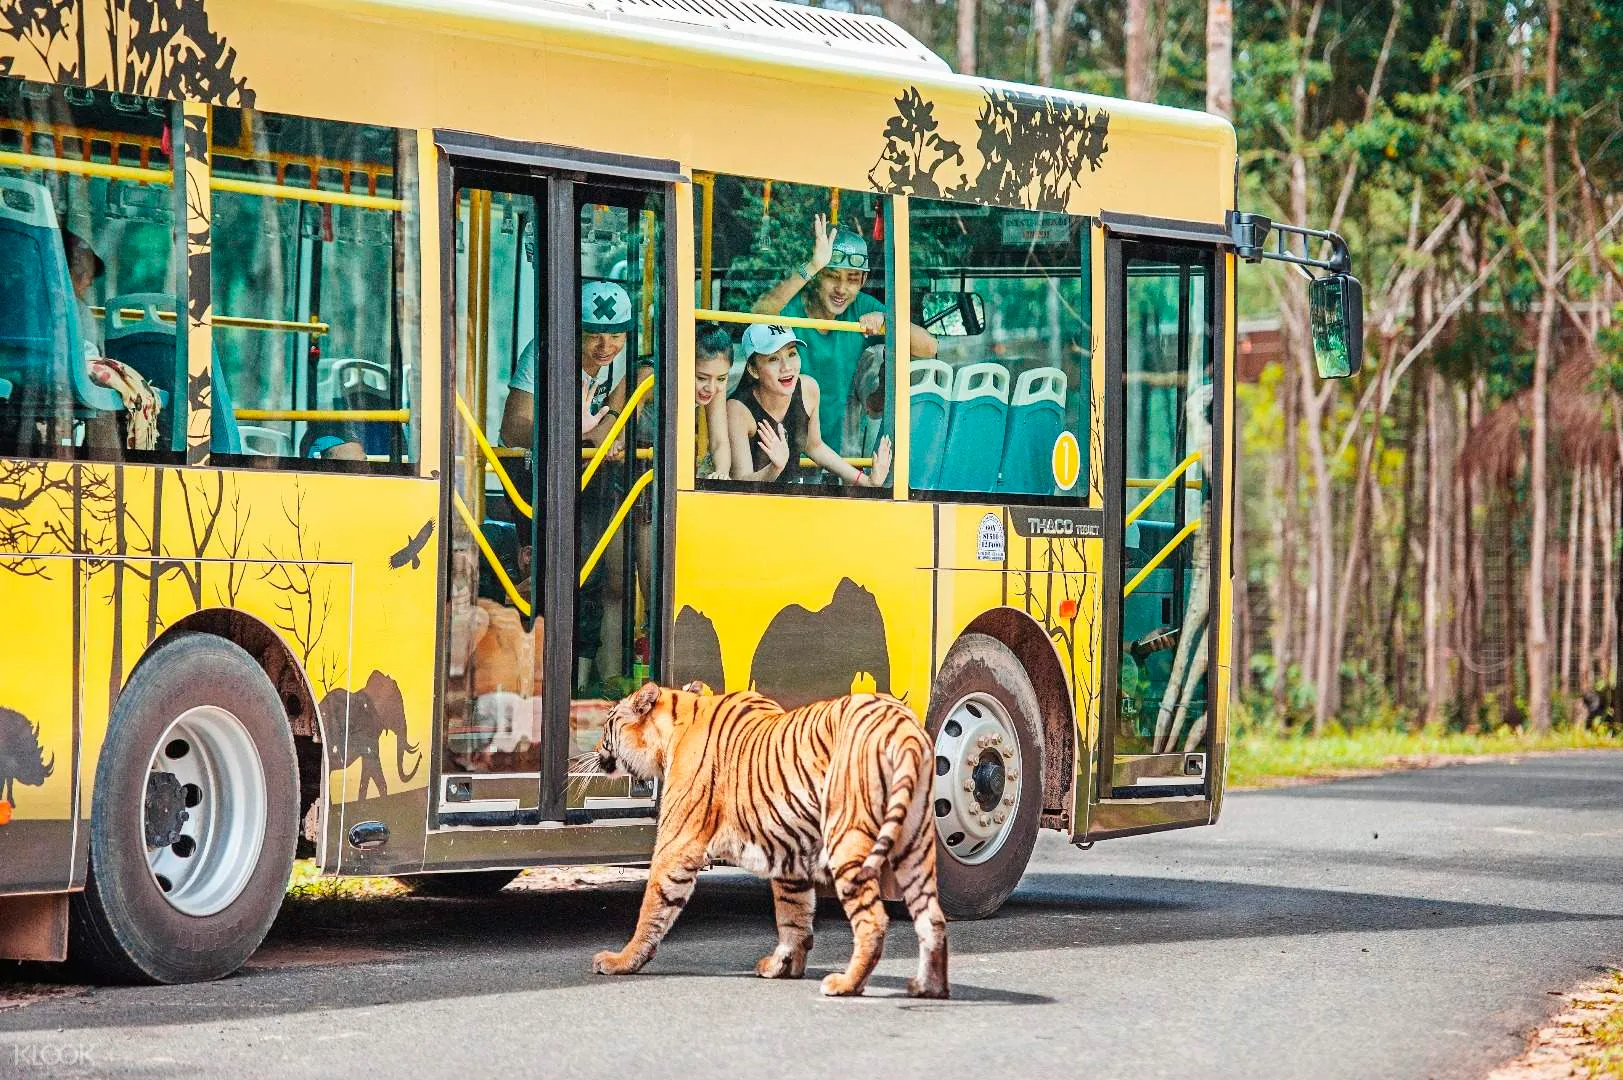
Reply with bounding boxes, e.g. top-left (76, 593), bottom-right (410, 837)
top-left (1309, 272), bottom-right (1363, 379)
top-left (920, 290), bottom-right (986, 337)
